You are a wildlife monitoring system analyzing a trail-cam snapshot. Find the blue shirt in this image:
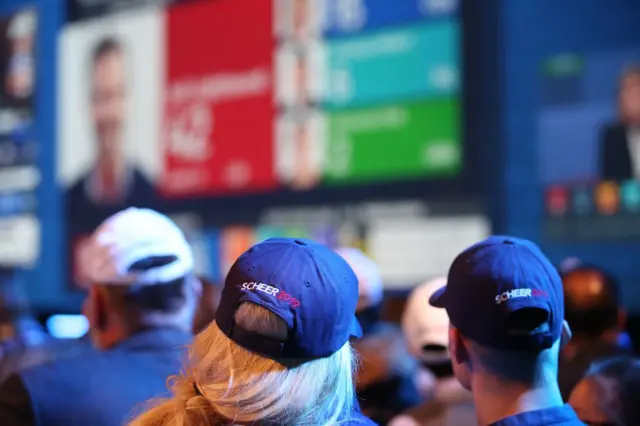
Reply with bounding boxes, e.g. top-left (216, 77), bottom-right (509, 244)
top-left (491, 404), bottom-right (585, 426)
